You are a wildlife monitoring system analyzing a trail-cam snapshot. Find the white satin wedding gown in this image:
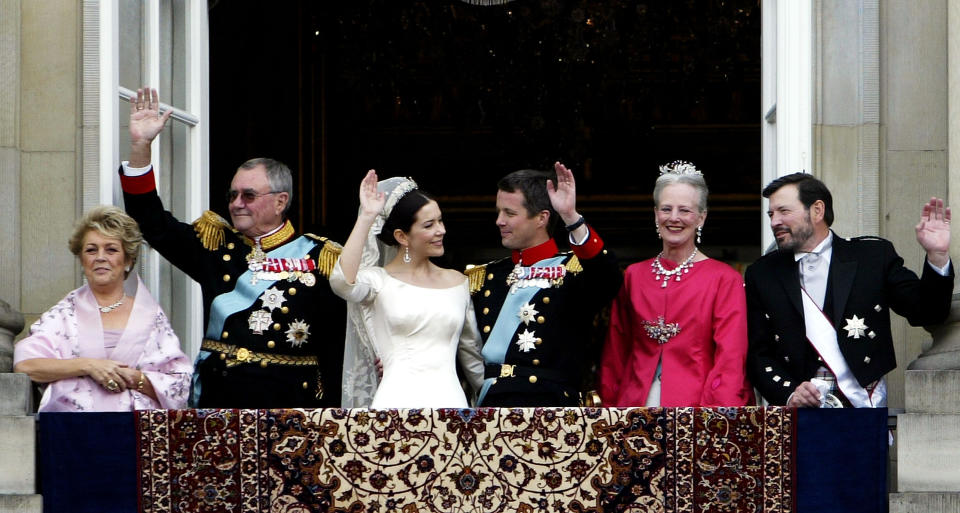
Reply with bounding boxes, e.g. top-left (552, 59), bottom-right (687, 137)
top-left (331, 264), bottom-right (484, 408)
